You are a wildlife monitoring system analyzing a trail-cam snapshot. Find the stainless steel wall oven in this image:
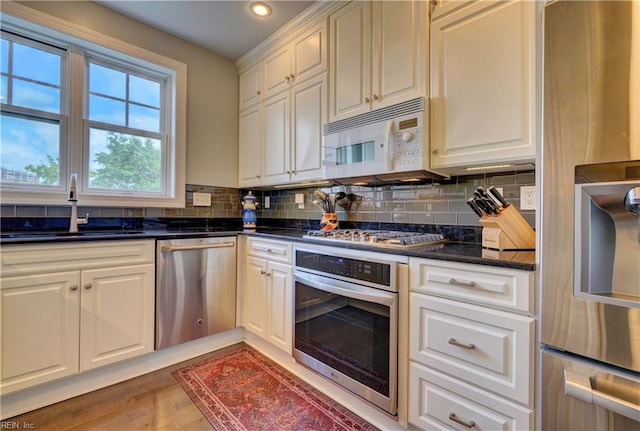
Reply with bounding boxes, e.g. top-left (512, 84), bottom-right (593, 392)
top-left (293, 244), bottom-right (408, 415)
